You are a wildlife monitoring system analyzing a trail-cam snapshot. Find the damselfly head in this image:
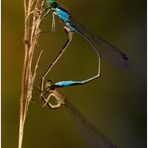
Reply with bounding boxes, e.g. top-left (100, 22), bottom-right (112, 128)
top-left (45, 80), bottom-right (54, 90)
top-left (47, 0), bottom-right (56, 4)
top-left (47, 0), bottom-right (58, 8)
